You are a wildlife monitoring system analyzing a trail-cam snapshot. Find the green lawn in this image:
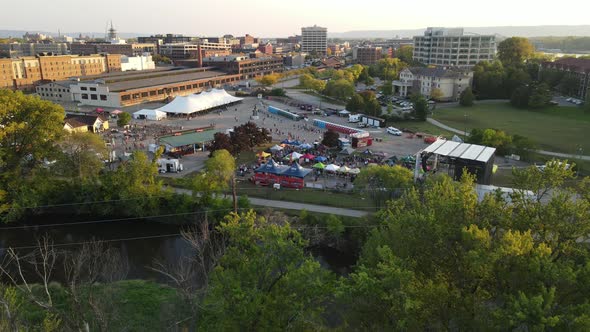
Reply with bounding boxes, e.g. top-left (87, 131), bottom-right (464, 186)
top-left (393, 120), bottom-right (456, 138)
top-left (432, 102), bottom-right (590, 154)
top-left (235, 181), bottom-right (377, 211)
